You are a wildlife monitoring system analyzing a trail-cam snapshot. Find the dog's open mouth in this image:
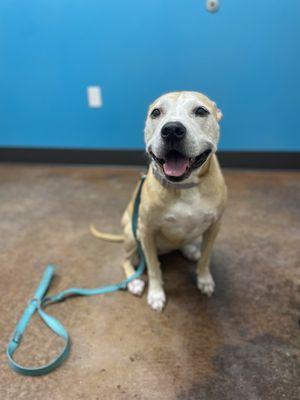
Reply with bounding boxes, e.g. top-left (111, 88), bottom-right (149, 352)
top-left (150, 149), bottom-right (212, 181)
